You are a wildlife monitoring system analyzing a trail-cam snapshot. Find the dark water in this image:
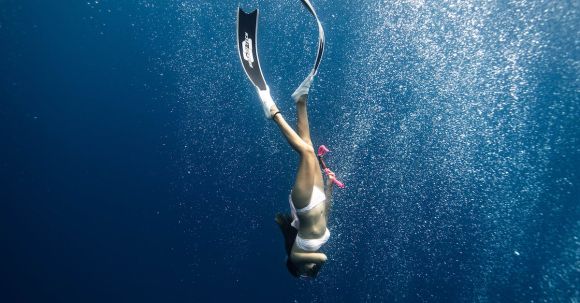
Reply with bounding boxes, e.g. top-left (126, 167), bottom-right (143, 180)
top-left (1, 0), bottom-right (578, 302)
